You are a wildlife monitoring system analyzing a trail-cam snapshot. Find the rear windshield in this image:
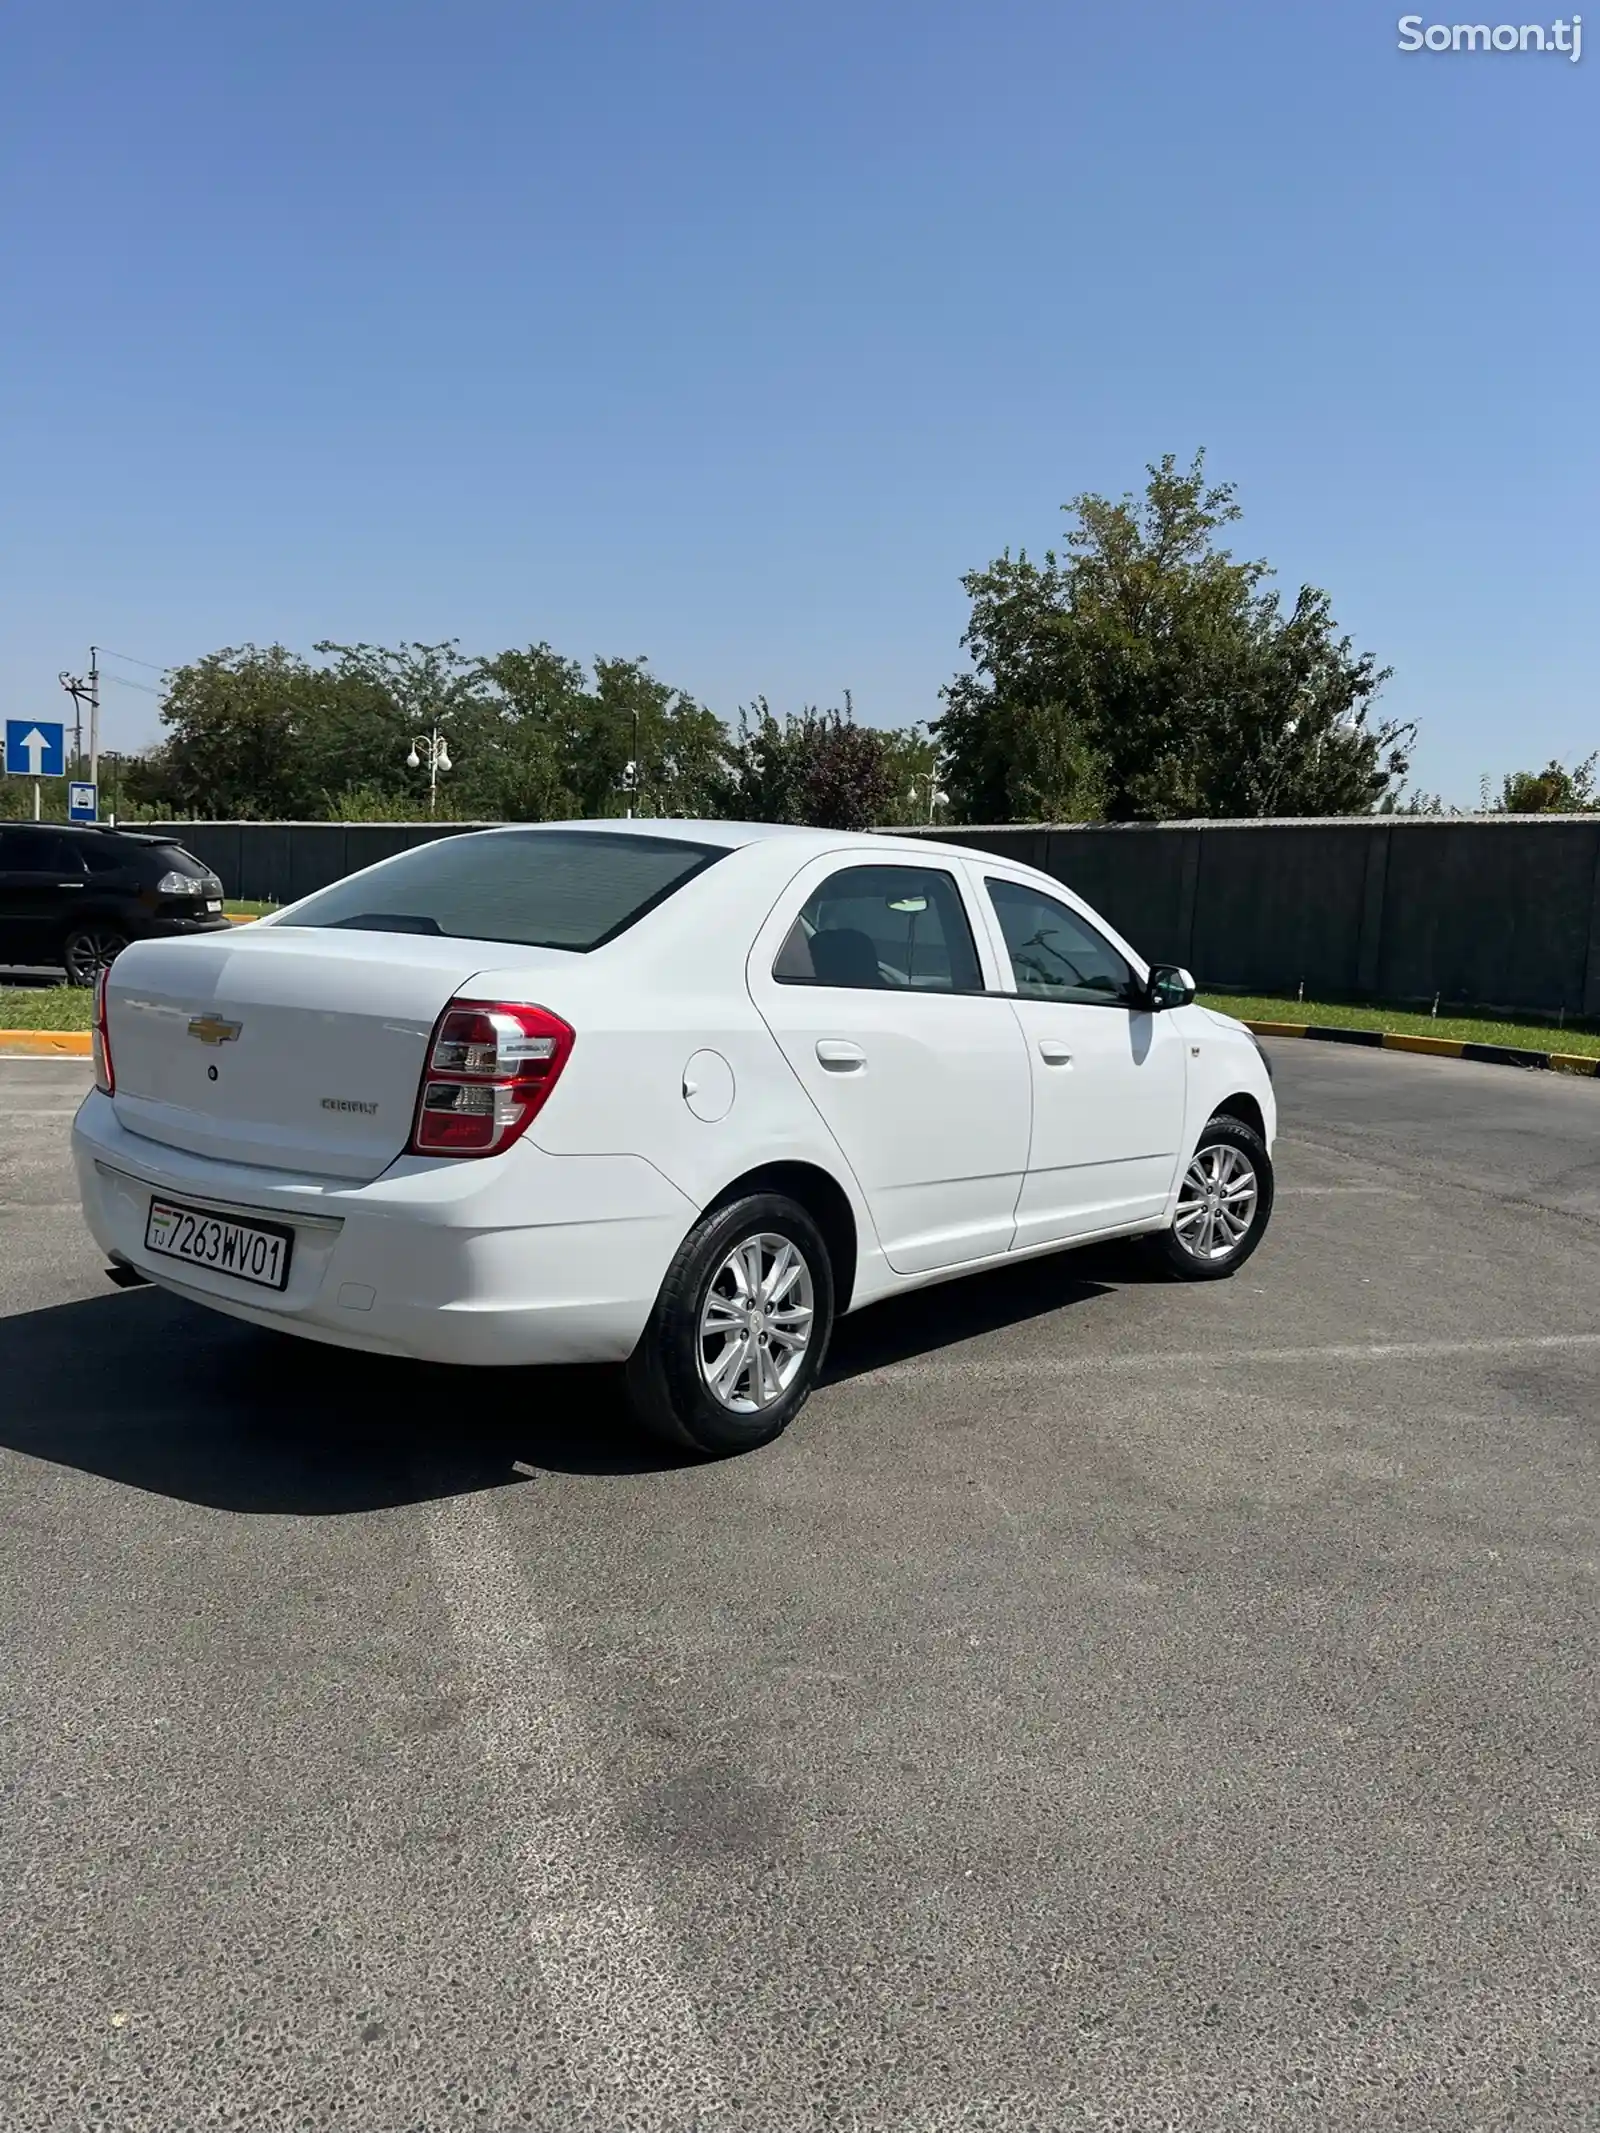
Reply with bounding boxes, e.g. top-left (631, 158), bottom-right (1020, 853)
top-left (149, 845), bottom-right (210, 878)
top-left (280, 829), bottom-right (728, 952)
